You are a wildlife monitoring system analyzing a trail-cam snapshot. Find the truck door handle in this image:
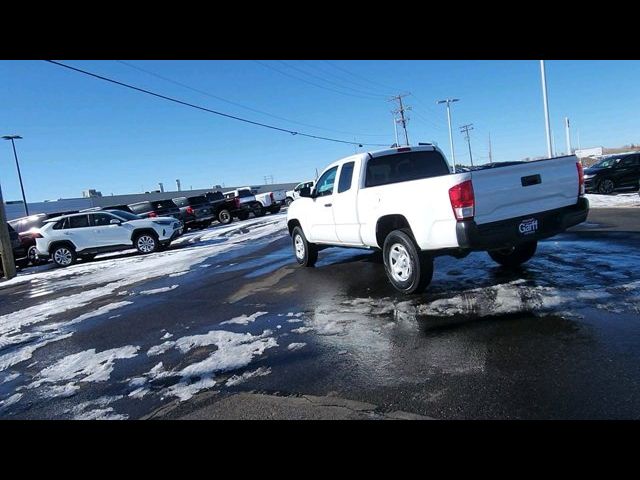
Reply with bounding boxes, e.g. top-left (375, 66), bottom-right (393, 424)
top-left (324, 203), bottom-right (332, 207)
